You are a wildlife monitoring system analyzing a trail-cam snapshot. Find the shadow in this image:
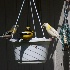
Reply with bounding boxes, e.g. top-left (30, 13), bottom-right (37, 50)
top-left (63, 51), bottom-right (69, 70)
top-left (20, 44), bottom-right (29, 62)
top-left (44, 38), bottom-right (59, 70)
top-left (13, 41), bottom-right (30, 63)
